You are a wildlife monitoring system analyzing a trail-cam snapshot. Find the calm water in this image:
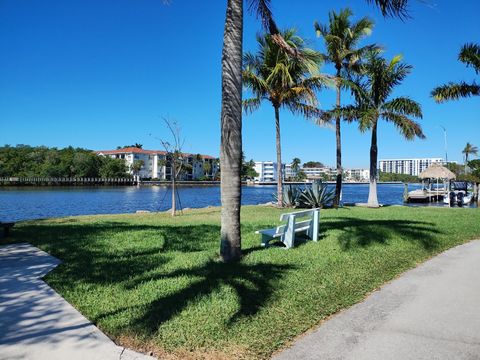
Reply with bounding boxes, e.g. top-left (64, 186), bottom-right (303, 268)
top-left (0, 183), bottom-right (427, 222)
